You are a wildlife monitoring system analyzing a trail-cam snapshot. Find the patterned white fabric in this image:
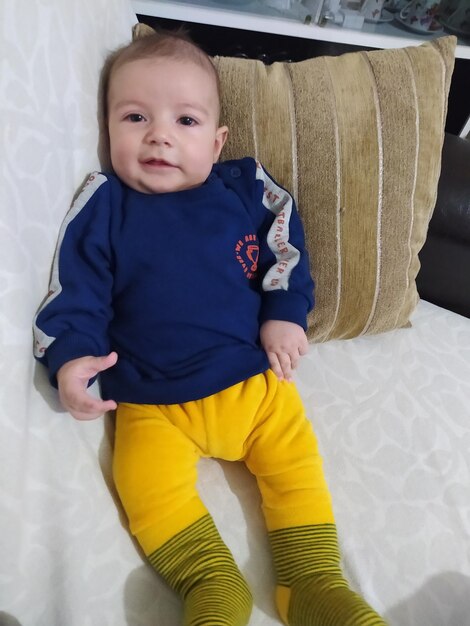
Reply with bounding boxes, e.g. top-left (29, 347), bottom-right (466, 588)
top-left (2, 1), bottom-right (470, 625)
